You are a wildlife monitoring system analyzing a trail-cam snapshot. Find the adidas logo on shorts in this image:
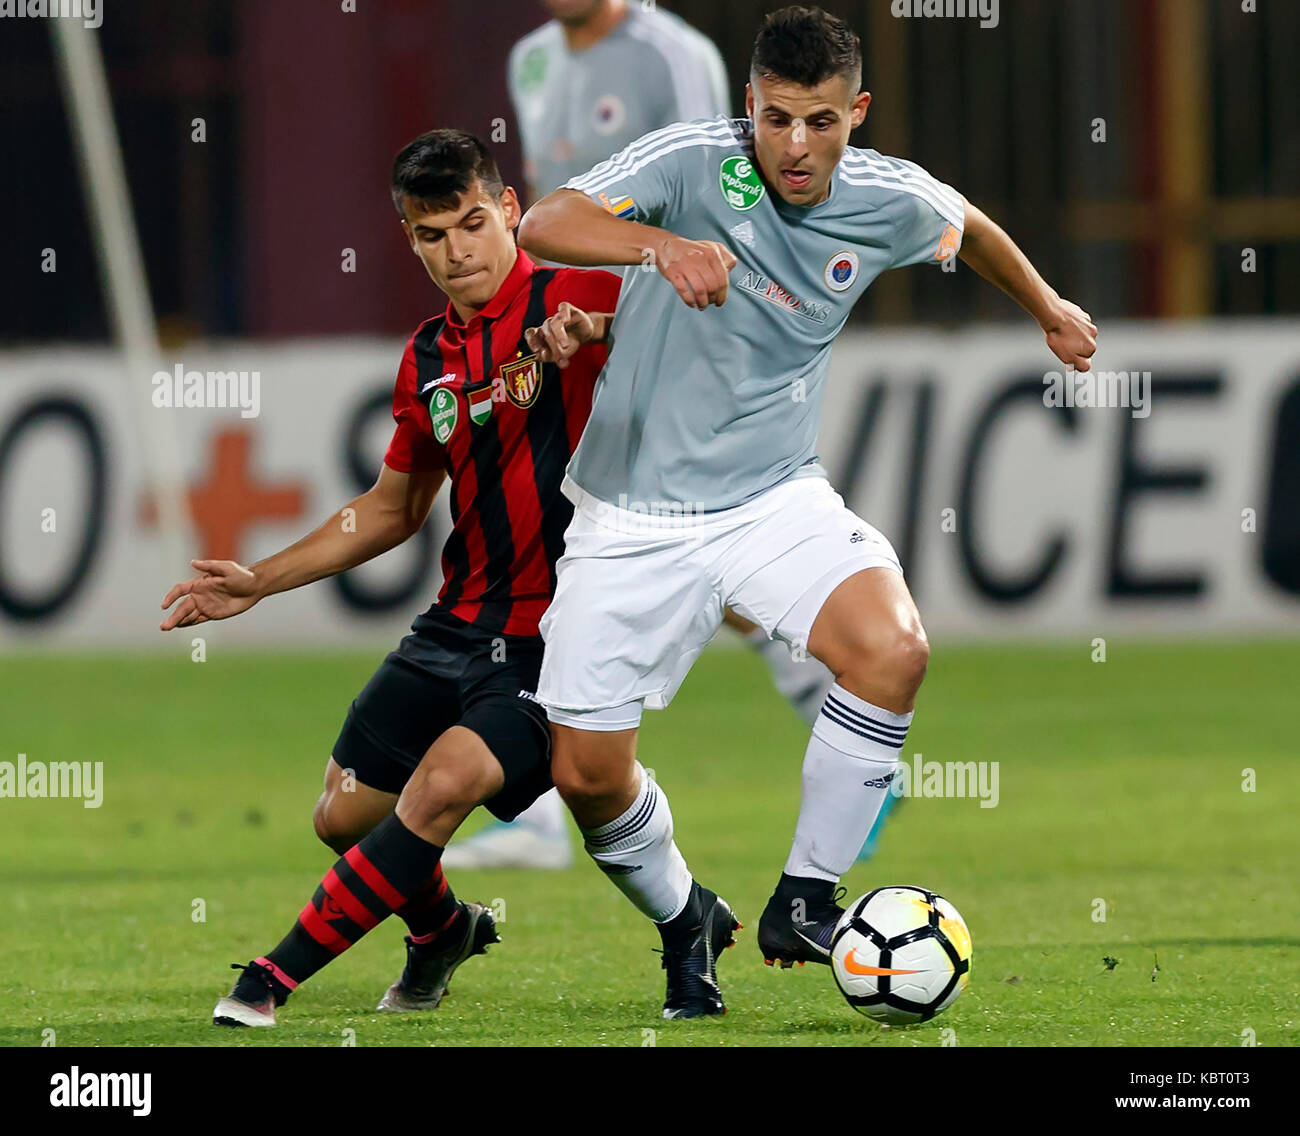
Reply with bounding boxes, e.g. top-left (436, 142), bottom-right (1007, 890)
top-left (849, 530), bottom-right (866, 544)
